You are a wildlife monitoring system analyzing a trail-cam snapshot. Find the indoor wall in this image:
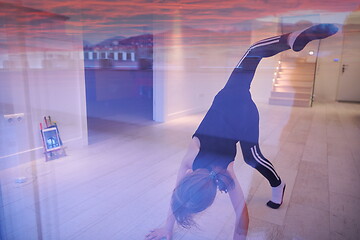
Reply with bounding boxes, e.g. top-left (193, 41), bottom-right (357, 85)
top-left (0, 1), bottom-right (359, 240)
